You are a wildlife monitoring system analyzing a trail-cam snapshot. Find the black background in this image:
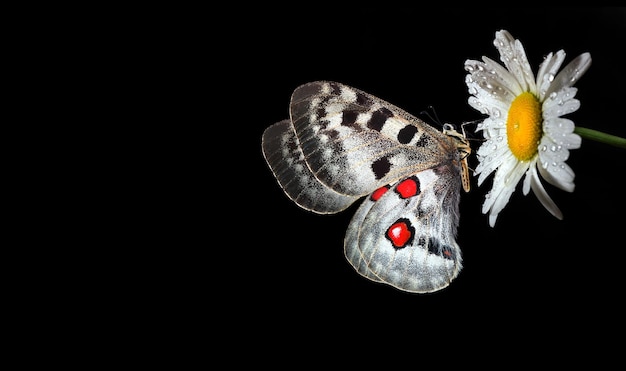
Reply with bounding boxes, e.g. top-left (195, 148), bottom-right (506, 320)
top-left (225, 7), bottom-right (625, 344)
